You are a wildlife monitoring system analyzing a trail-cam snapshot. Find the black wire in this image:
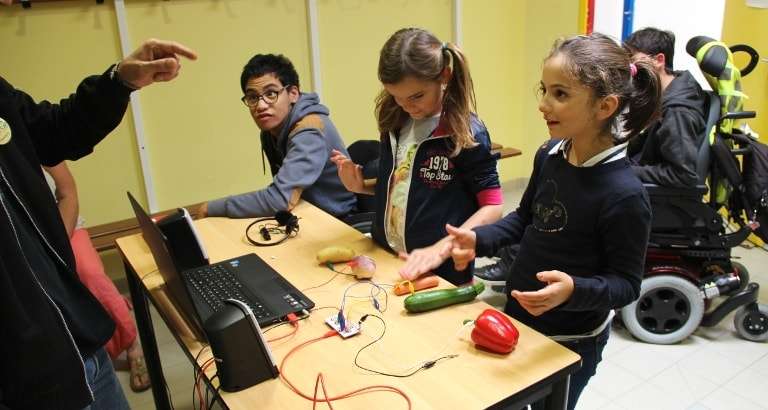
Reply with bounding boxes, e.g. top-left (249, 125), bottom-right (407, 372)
top-left (262, 313), bottom-right (311, 334)
top-left (261, 306), bottom-right (339, 334)
top-left (245, 219), bottom-right (300, 247)
top-left (353, 314), bottom-right (456, 377)
top-left (339, 280), bottom-right (389, 314)
top-left (207, 376), bottom-right (222, 410)
top-left (204, 373), bottom-right (209, 408)
top-left (203, 374), bottom-right (218, 409)
top-left (326, 263), bottom-right (355, 276)
top-left (302, 272), bottom-right (339, 292)
top-left (302, 263), bottom-right (357, 292)
top-left (165, 382), bottom-right (176, 410)
top-left (192, 347), bottom-right (209, 410)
